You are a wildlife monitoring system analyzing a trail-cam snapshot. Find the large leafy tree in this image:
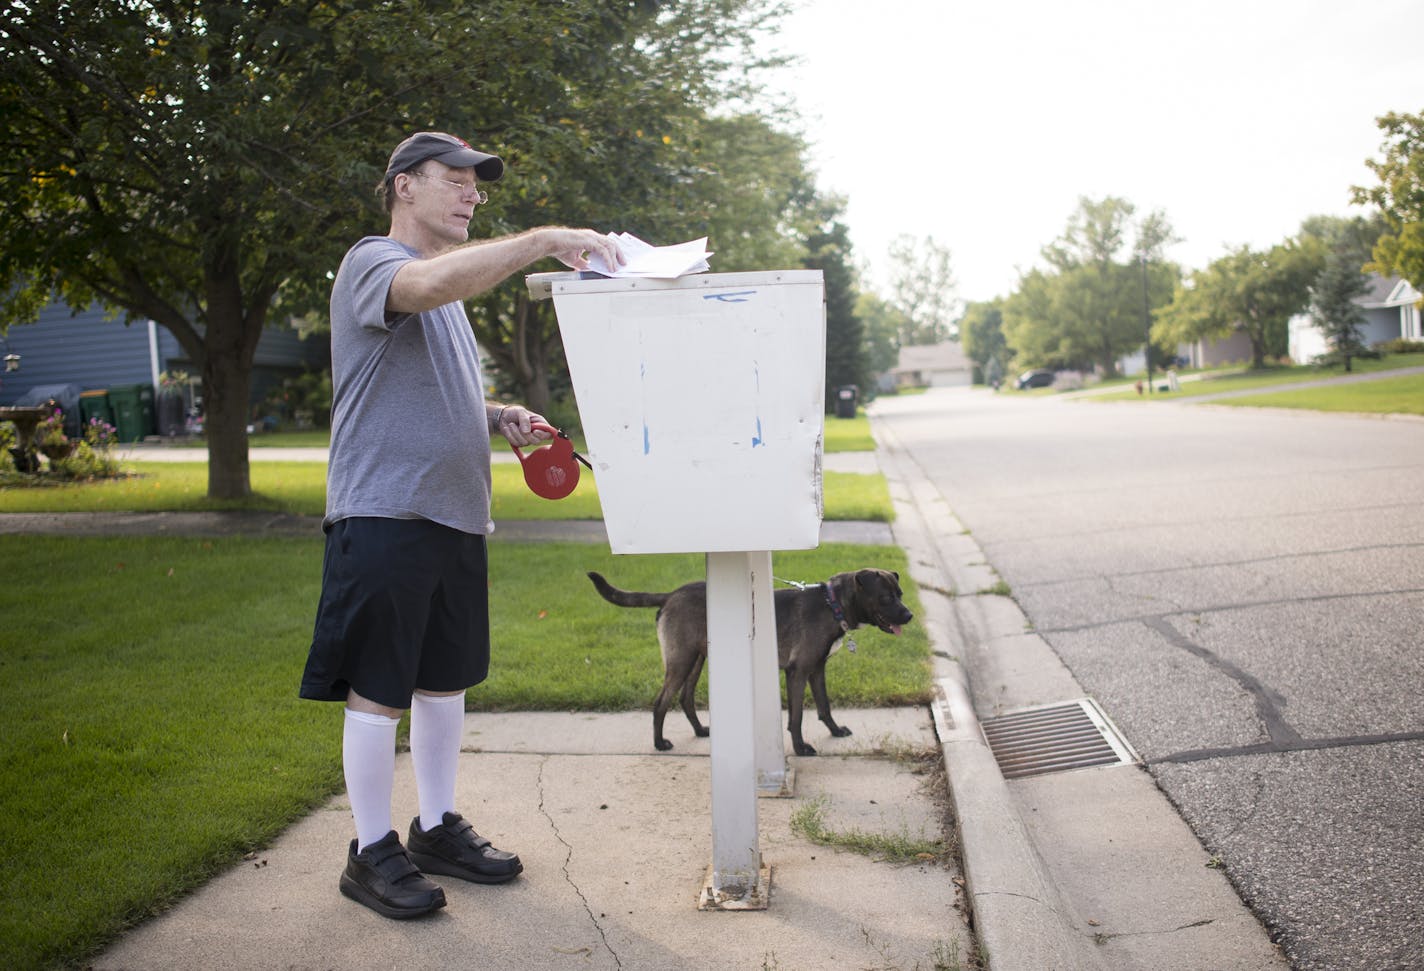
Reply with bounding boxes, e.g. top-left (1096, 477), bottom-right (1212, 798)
top-left (1154, 239), bottom-right (1326, 369)
top-left (1352, 110), bottom-right (1424, 299)
top-left (468, 3), bottom-right (807, 419)
top-left (1002, 197), bottom-right (1178, 375)
top-left (0, 0), bottom-right (794, 497)
top-left (887, 234), bottom-right (958, 345)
